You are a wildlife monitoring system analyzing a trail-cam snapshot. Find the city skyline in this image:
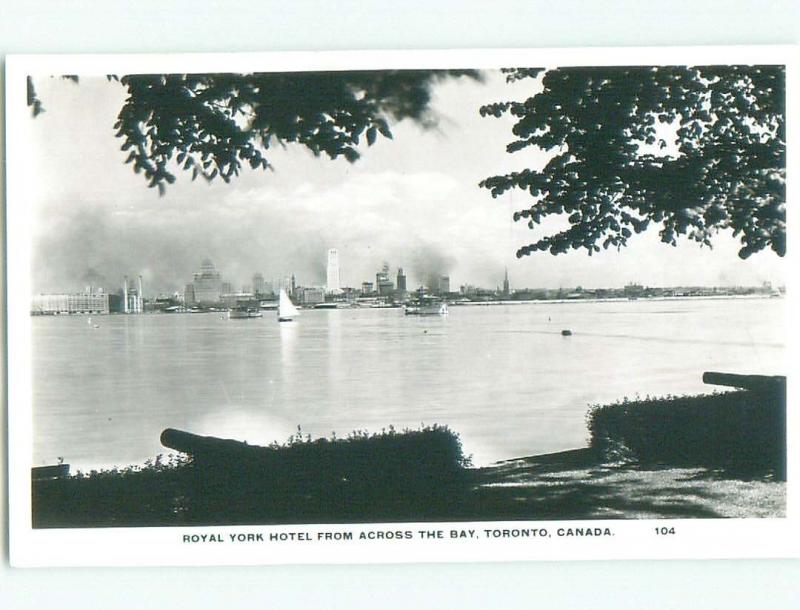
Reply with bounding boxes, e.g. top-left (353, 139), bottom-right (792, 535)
top-left (27, 72), bottom-right (786, 296)
top-left (32, 249), bottom-right (786, 304)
